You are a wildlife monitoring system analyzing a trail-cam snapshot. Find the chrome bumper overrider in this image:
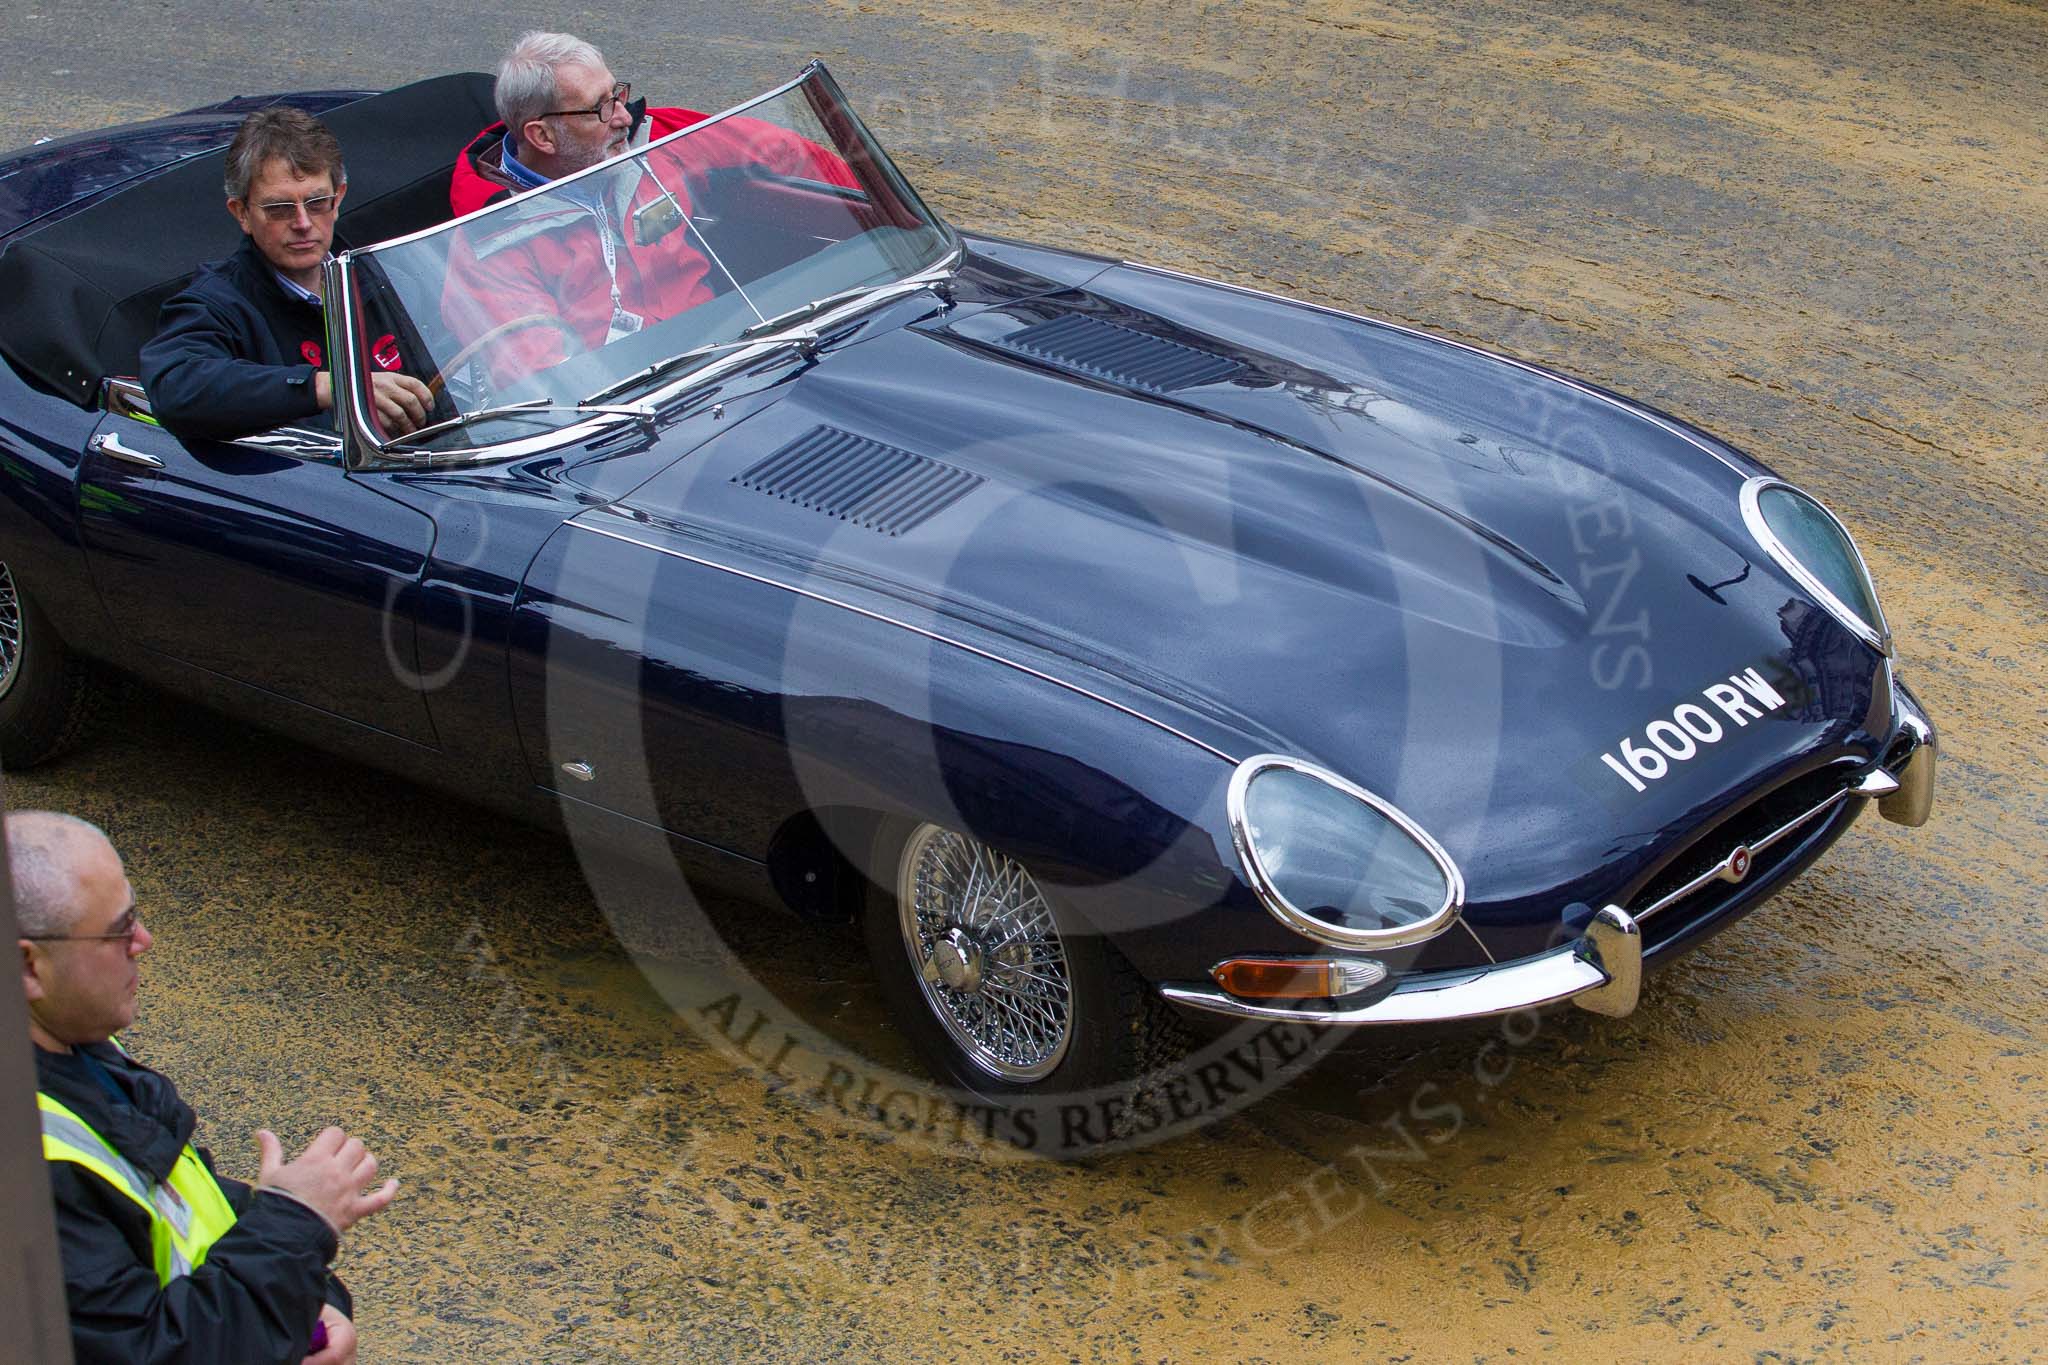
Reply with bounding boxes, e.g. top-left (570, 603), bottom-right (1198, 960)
top-left (1879, 681), bottom-right (1936, 828)
top-left (1164, 701), bottom-right (1938, 1028)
